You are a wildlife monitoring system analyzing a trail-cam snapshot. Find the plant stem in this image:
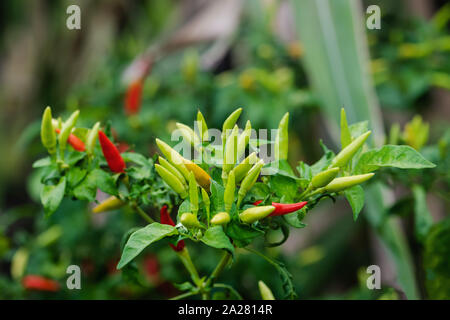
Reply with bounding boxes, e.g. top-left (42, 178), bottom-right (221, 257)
top-left (170, 290), bottom-right (199, 300)
top-left (205, 251), bottom-right (231, 288)
top-left (176, 247), bottom-right (201, 286)
top-left (131, 203), bottom-right (155, 224)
